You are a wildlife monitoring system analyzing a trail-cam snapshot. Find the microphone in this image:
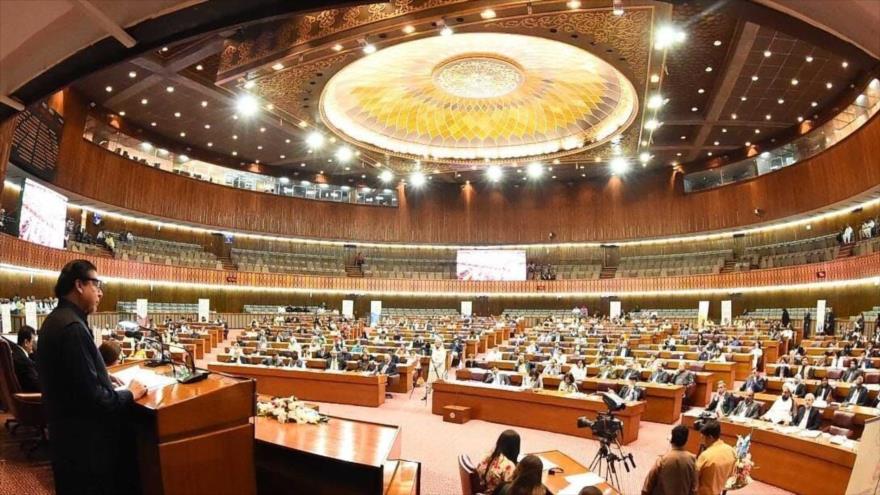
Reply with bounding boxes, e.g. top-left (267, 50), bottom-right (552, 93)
top-left (165, 342), bottom-right (210, 384)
